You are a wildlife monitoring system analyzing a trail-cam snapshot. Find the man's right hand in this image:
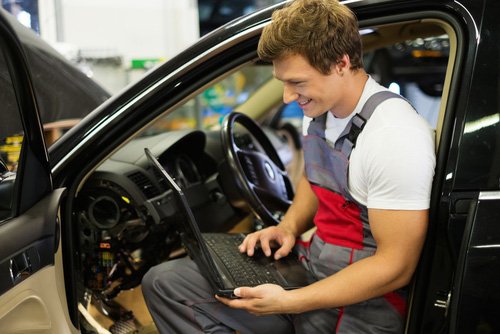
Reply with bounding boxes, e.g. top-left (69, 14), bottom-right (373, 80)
top-left (239, 225), bottom-right (296, 260)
